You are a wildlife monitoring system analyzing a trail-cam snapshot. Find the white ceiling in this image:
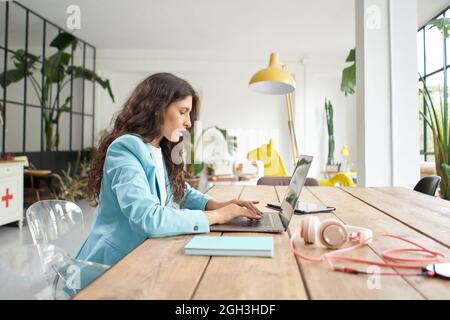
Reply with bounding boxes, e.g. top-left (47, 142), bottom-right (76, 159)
top-left (10, 0), bottom-right (450, 60)
top-left (418, 0), bottom-right (450, 27)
